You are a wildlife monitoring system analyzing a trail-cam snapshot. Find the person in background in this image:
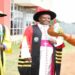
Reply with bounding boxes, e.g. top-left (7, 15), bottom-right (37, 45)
top-left (48, 24), bottom-right (75, 46)
top-left (18, 8), bottom-right (65, 75)
top-left (0, 11), bottom-right (12, 75)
